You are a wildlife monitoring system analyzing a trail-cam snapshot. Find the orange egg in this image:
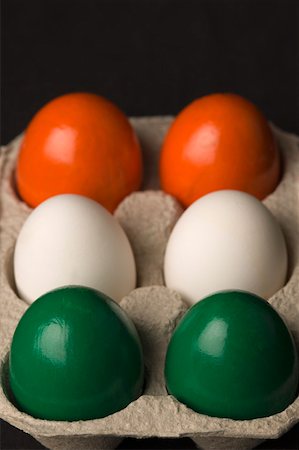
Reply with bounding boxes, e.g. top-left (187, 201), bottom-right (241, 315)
top-left (160, 93), bottom-right (280, 207)
top-left (16, 93), bottom-right (143, 212)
